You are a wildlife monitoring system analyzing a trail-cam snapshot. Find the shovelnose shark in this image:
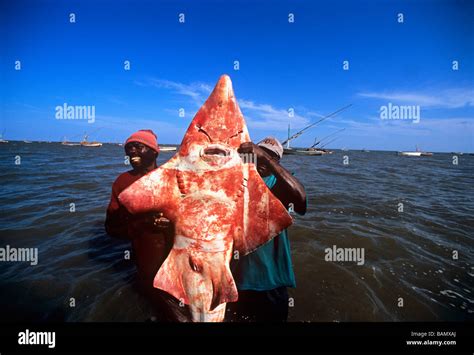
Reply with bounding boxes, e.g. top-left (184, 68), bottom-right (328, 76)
top-left (118, 75), bottom-right (293, 322)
